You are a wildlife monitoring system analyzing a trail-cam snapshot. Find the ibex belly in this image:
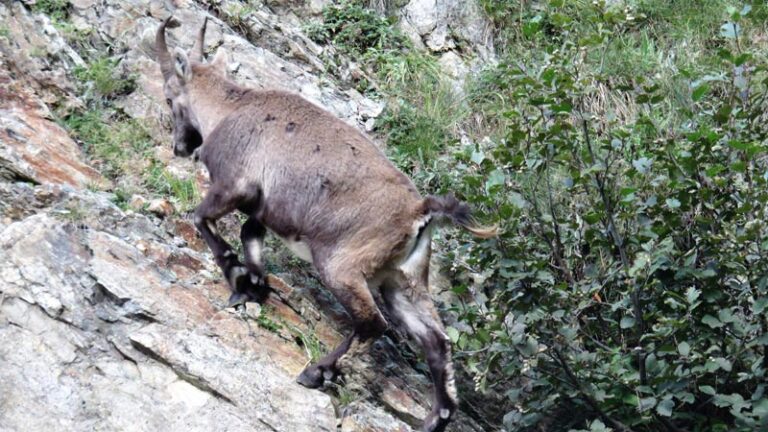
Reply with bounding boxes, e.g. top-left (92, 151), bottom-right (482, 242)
top-left (277, 234), bottom-right (314, 264)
